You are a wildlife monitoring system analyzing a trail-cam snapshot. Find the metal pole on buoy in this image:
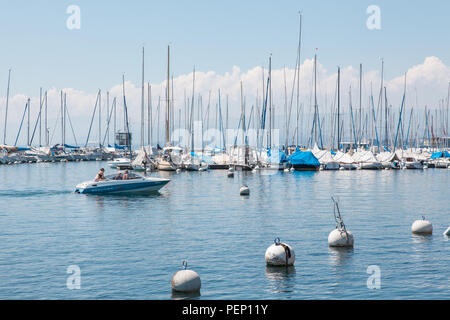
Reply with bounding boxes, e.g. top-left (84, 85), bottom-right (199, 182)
top-left (171, 260), bottom-right (201, 293)
top-left (328, 197), bottom-right (354, 247)
top-left (265, 237), bottom-right (295, 266)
